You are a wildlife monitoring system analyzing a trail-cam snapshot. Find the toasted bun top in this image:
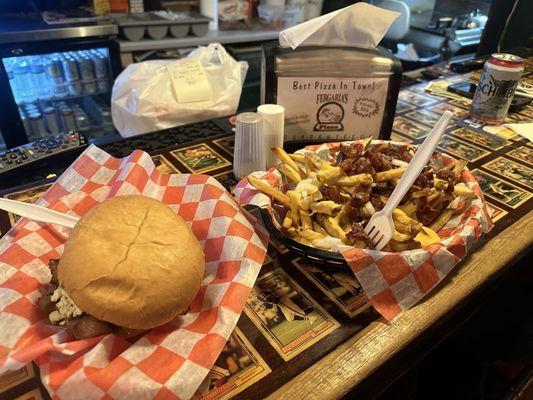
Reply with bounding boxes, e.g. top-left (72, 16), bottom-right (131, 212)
top-left (58, 195), bottom-right (205, 330)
